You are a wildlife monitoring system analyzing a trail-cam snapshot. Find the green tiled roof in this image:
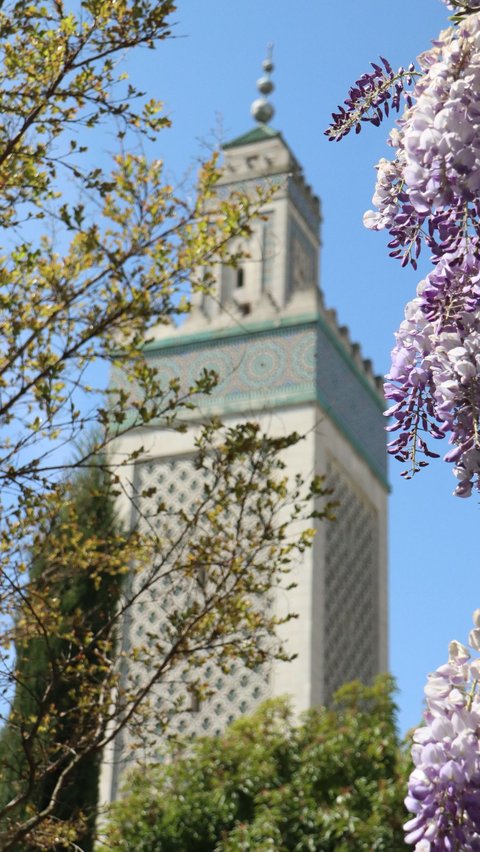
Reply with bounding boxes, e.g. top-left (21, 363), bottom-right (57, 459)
top-left (223, 125), bottom-right (280, 149)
